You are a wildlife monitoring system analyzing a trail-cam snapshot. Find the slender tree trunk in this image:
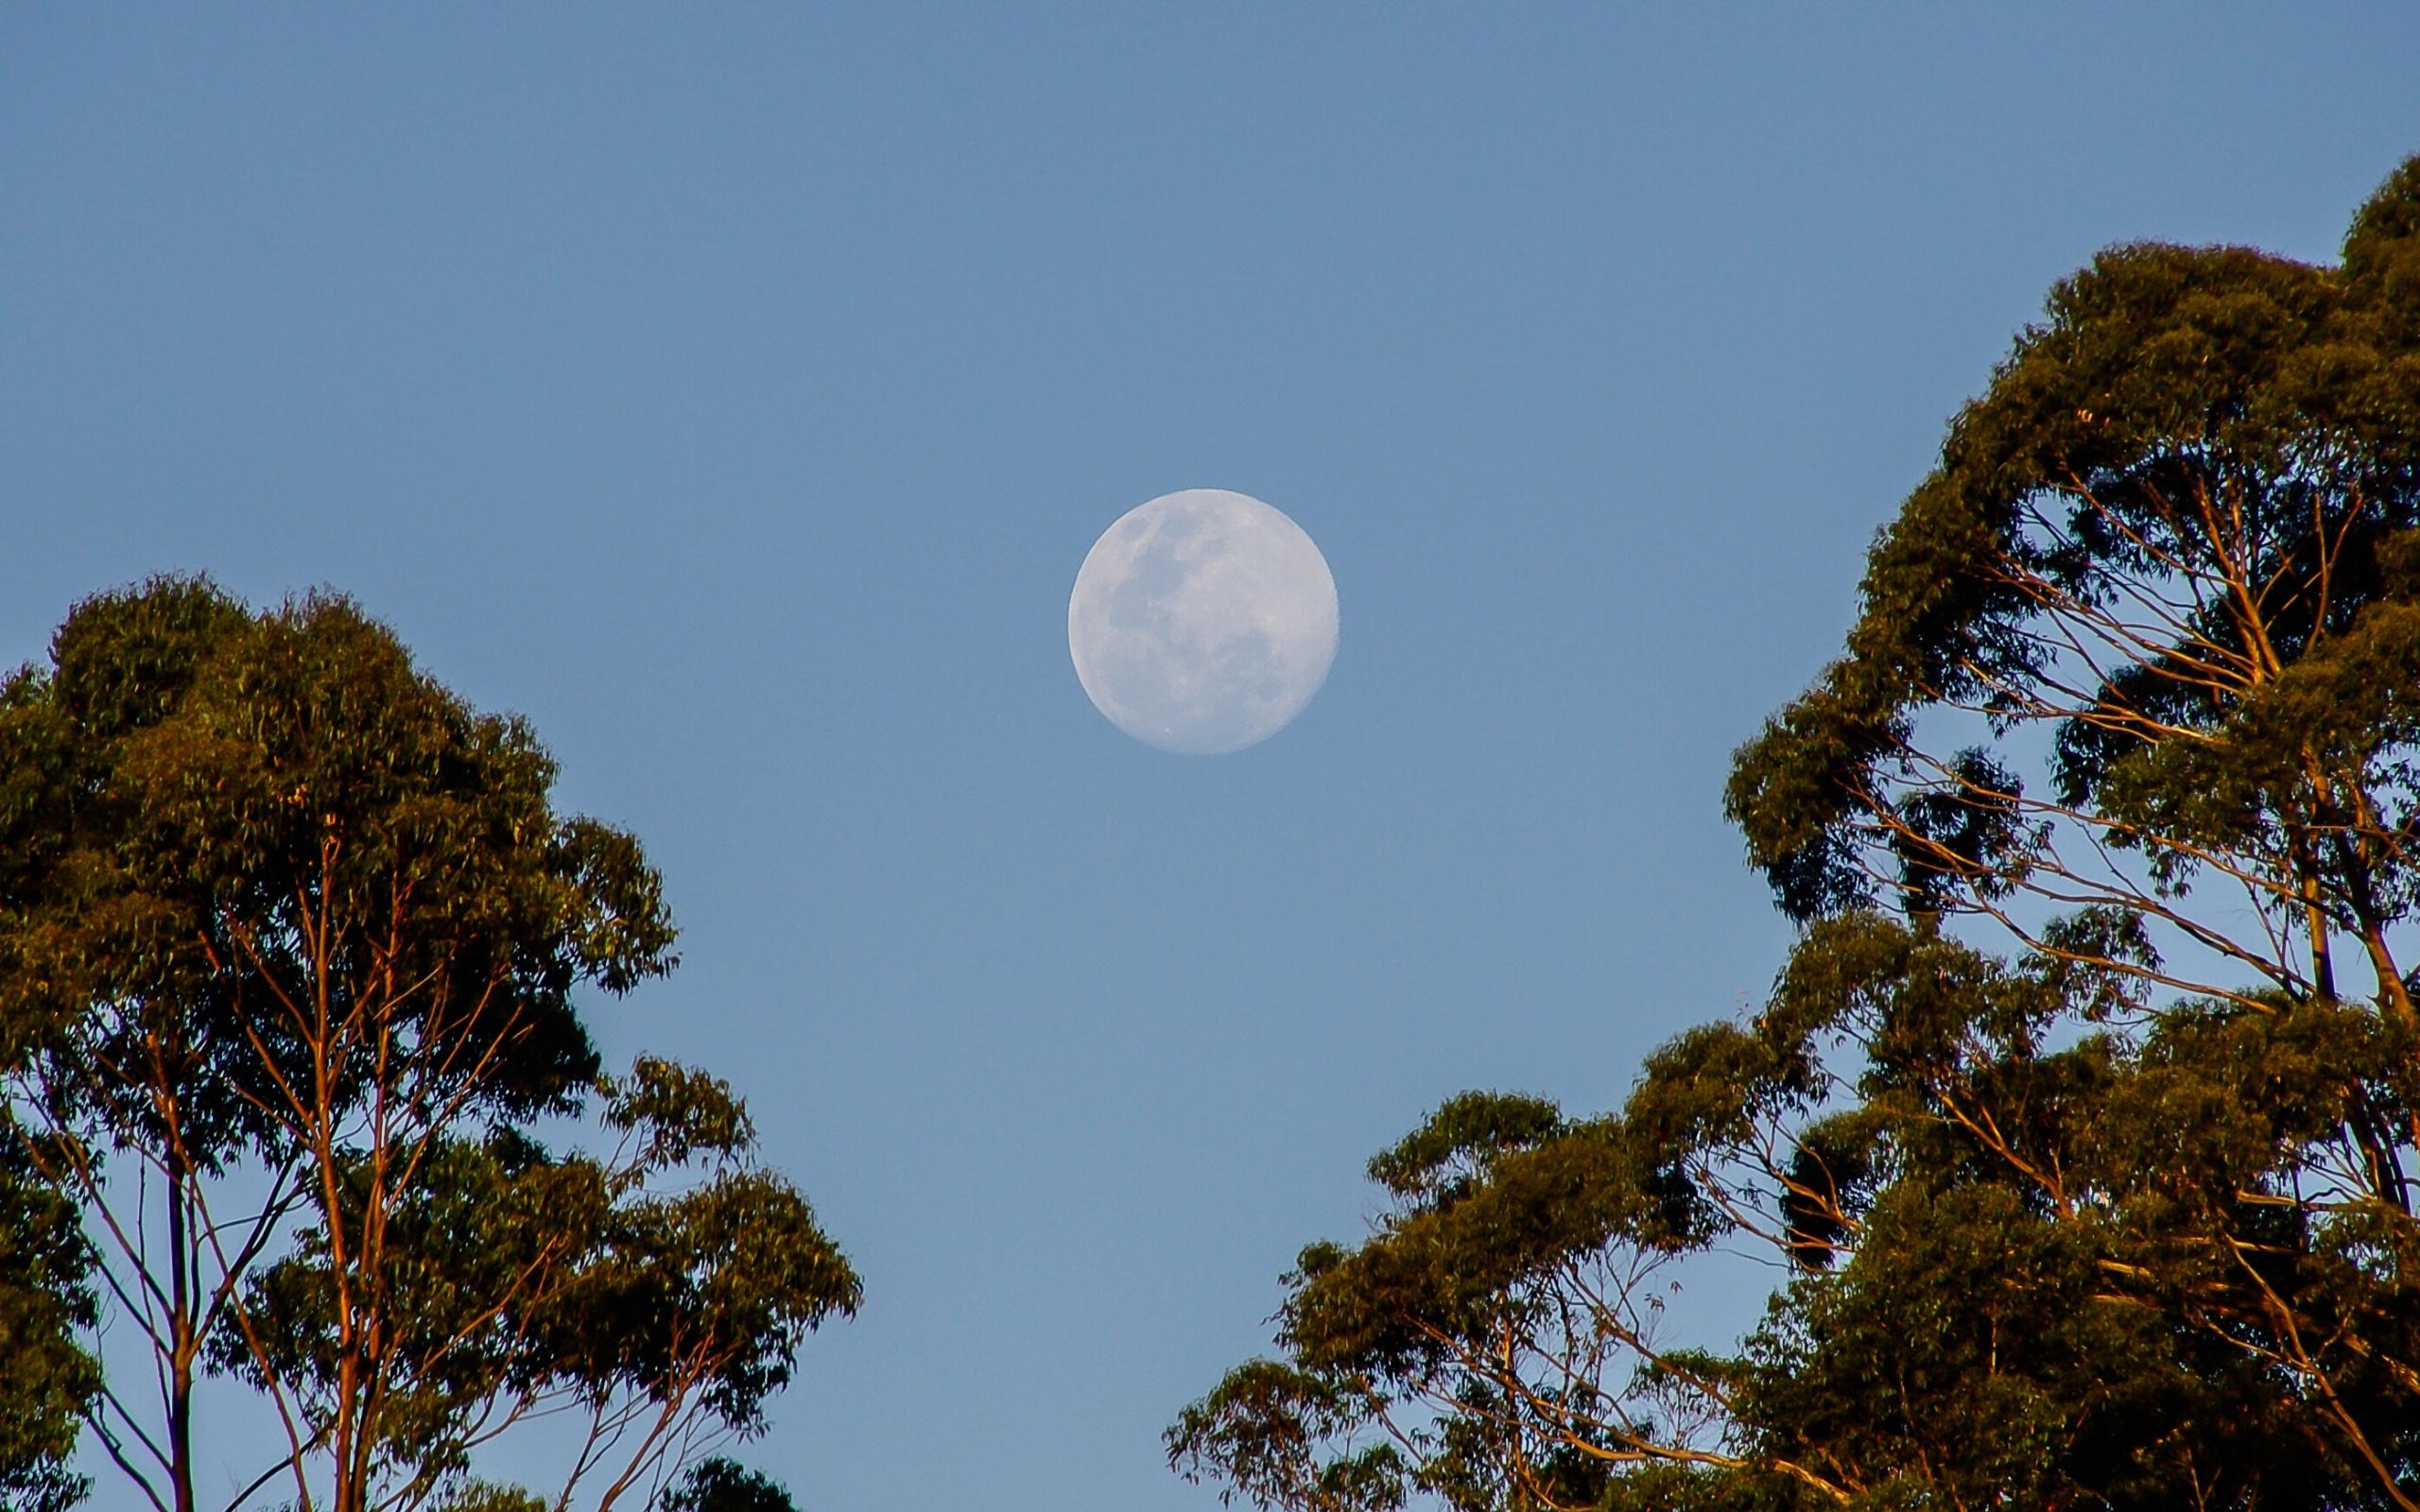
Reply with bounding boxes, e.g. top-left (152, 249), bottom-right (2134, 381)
top-left (167, 1165), bottom-right (197, 1512)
